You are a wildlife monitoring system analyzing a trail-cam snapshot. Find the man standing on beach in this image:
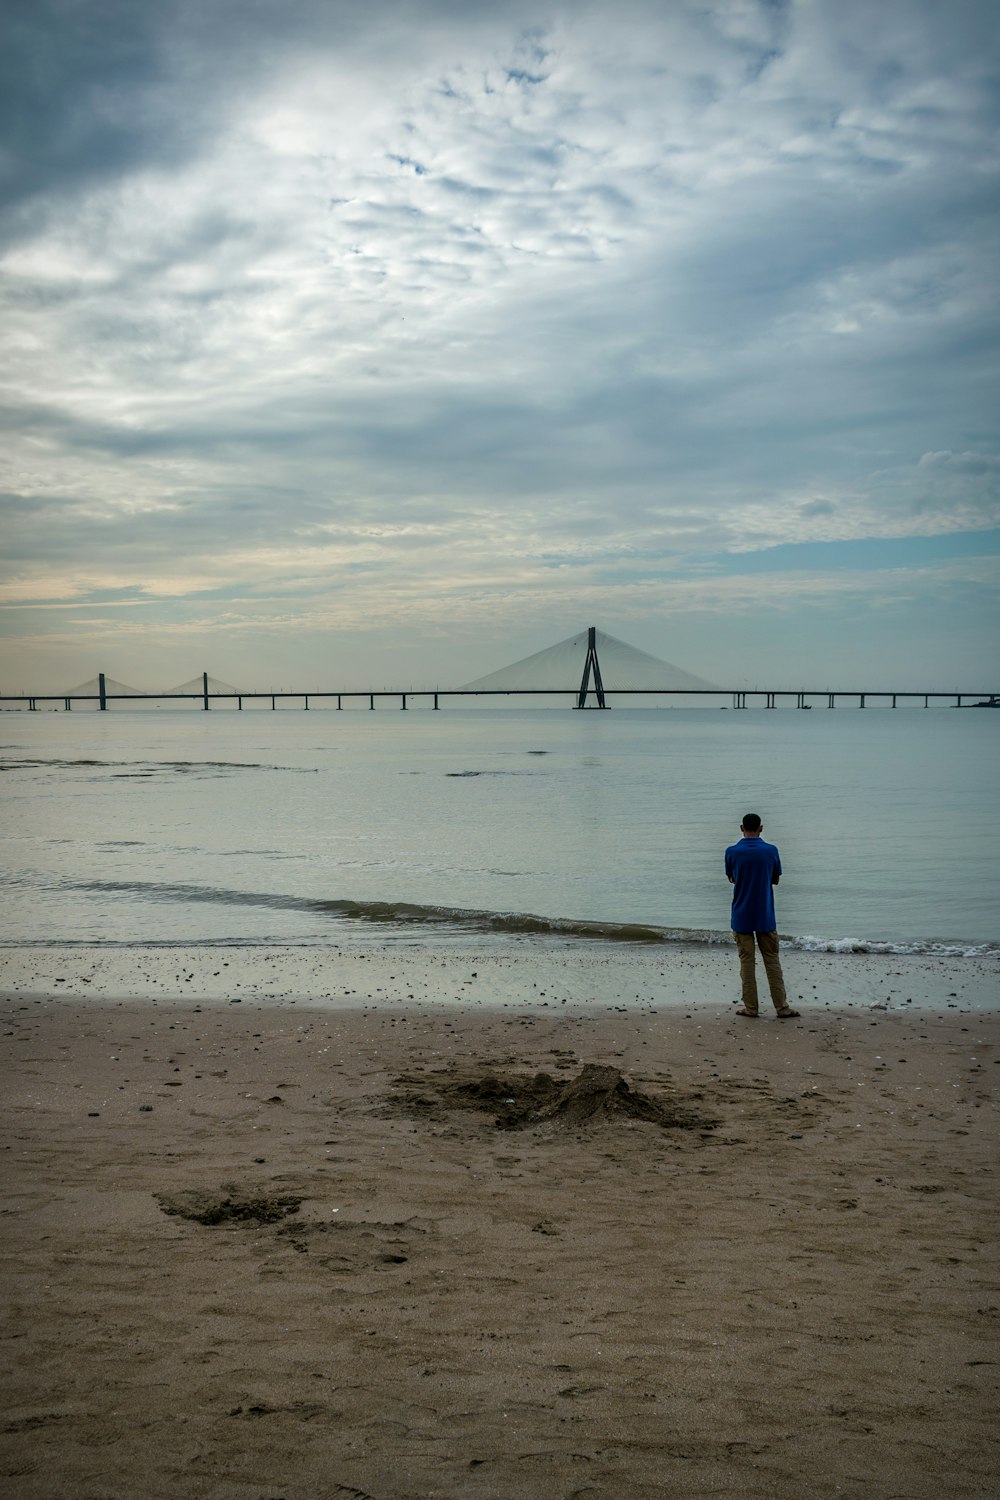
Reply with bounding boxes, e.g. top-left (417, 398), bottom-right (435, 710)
top-left (725, 814), bottom-right (799, 1019)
